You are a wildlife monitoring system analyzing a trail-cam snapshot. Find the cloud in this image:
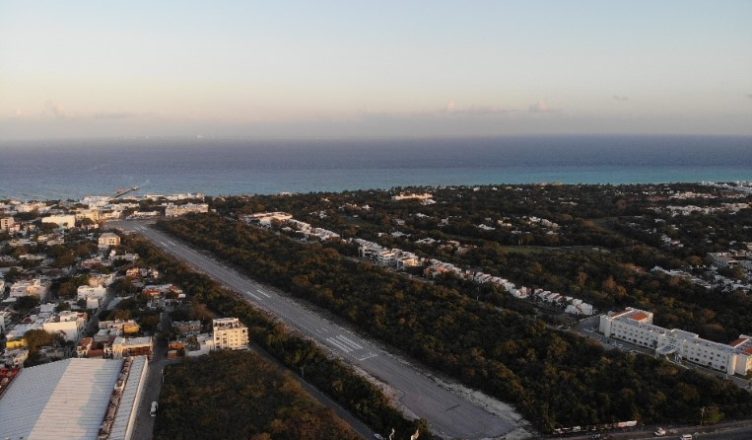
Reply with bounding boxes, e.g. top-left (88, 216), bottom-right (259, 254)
top-left (92, 111), bottom-right (141, 119)
top-left (528, 100), bottom-right (553, 113)
top-left (44, 100), bottom-right (67, 119)
top-left (747, 93), bottom-right (752, 100)
top-left (443, 100), bottom-right (514, 116)
top-left (612, 95), bottom-right (629, 102)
